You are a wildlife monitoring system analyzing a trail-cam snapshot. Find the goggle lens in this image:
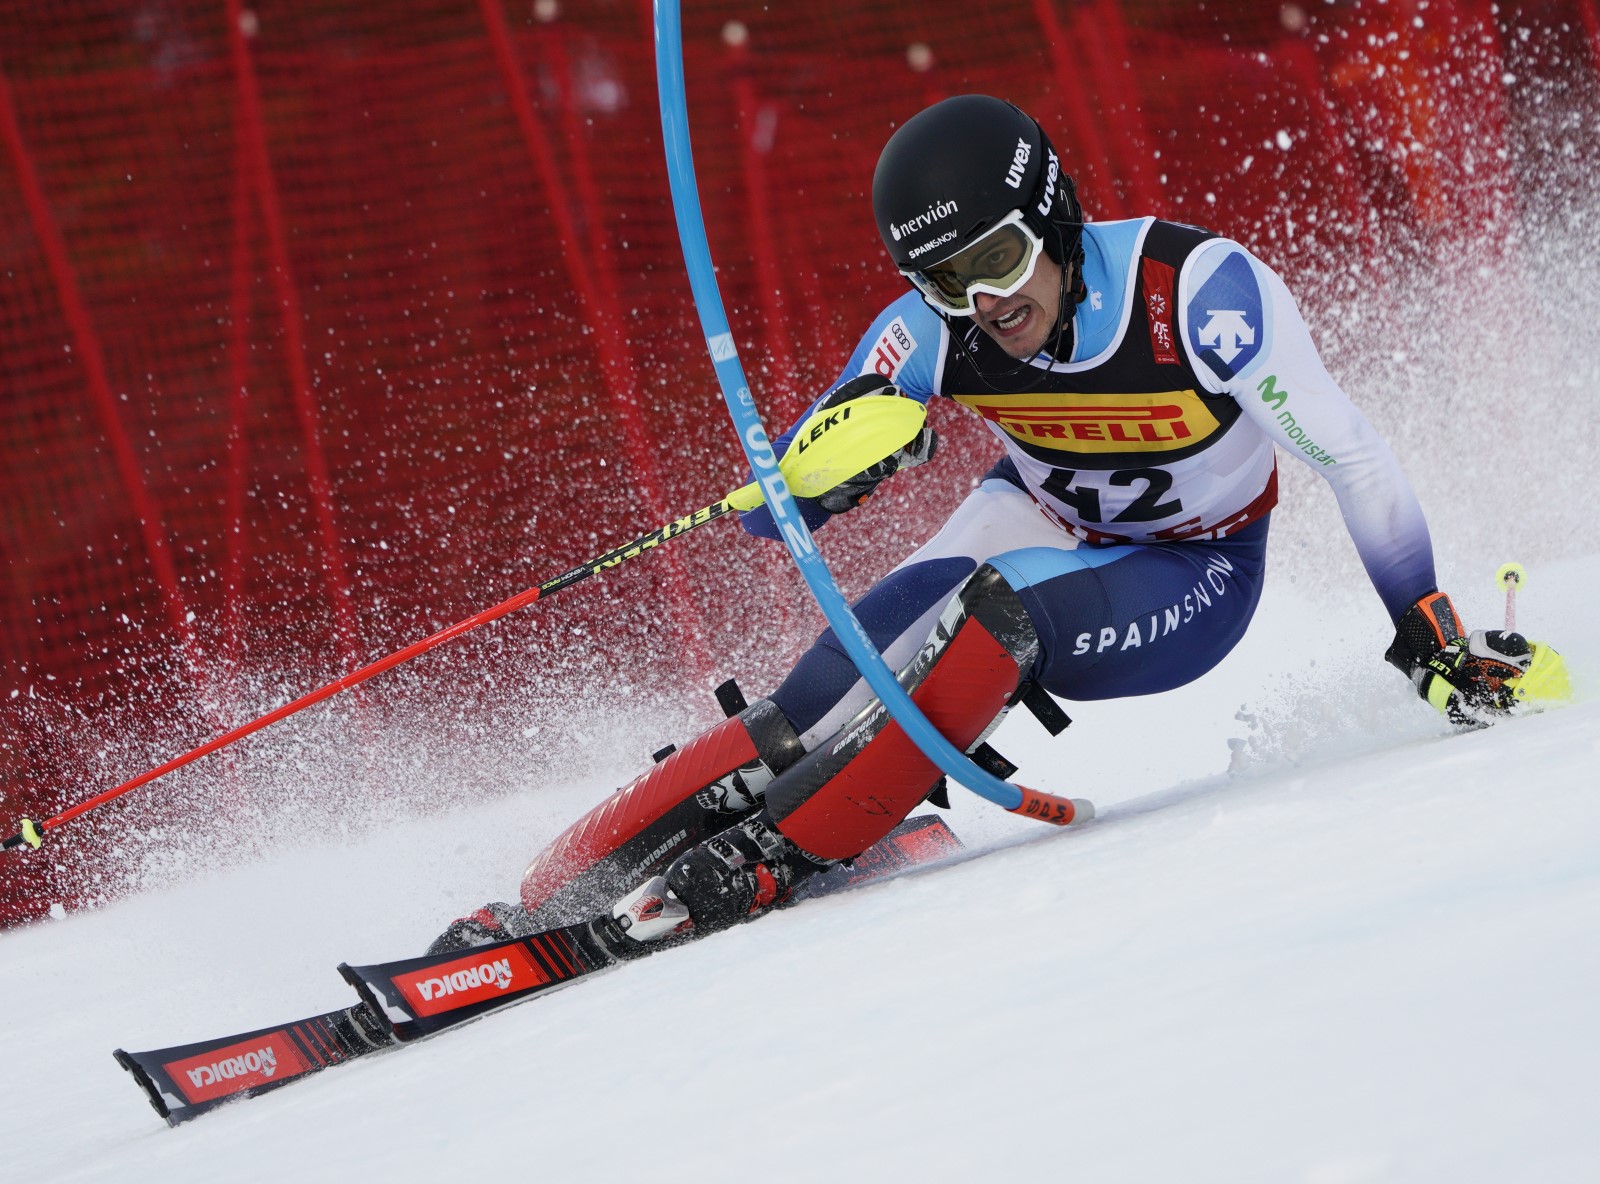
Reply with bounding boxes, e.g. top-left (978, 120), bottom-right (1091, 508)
top-left (902, 213), bottom-right (1042, 315)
